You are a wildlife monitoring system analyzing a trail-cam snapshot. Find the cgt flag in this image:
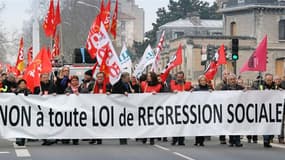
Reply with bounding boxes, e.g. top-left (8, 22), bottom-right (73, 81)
top-left (27, 46), bottom-right (33, 67)
top-left (42, 0), bottom-right (56, 38)
top-left (240, 35), bottom-right (267, 73)
top-left (86, 14), bottom-right (101, 59)
top-left (110, 0), bottom-right (118, 39)
top-left (160, 44), bottom-right (183, 82)
top-left (15, 37), bottom-right (25, 75)
top-left (94, 23), bottom-right (122, 85)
